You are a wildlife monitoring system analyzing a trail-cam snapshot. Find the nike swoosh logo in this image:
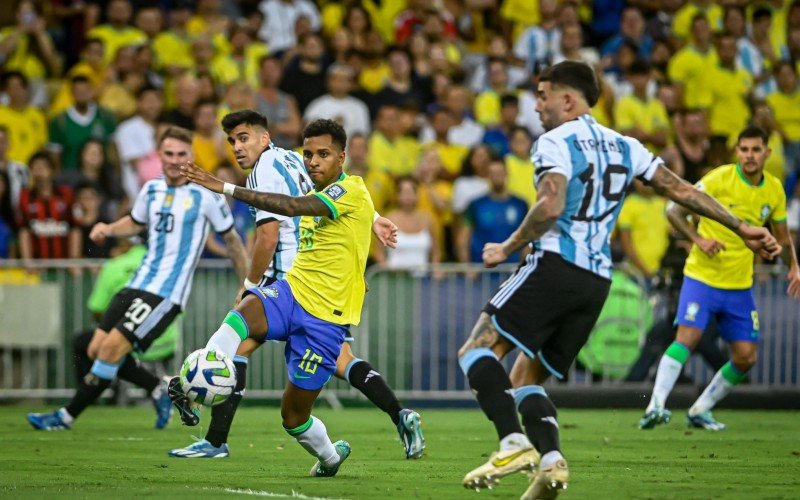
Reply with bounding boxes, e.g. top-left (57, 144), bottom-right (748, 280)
top-left (293, 372), bottom-right (312, 379)
top-left (491, 449), bottom-right (528, 467)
